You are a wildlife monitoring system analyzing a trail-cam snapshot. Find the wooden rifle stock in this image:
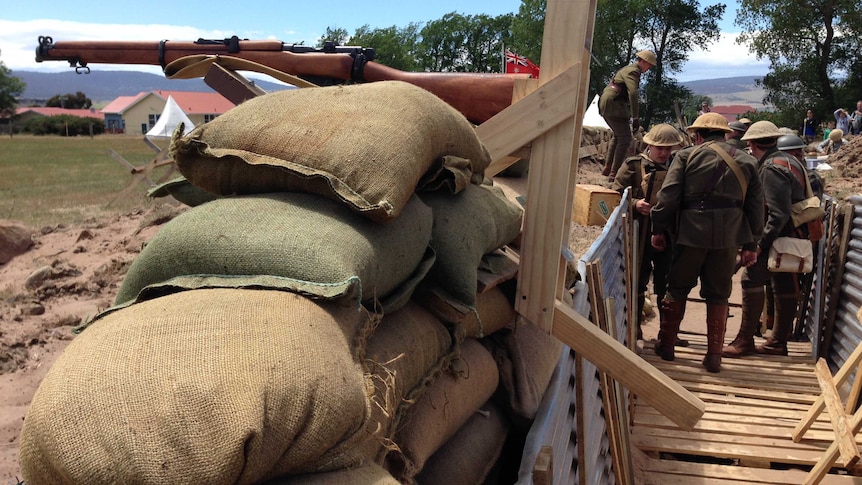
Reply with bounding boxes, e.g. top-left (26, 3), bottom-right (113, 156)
top-left (35, 36), bottom-right (528, 124)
